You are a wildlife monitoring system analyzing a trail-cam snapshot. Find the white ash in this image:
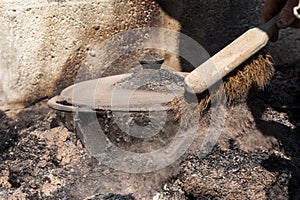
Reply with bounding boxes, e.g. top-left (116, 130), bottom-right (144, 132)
top-left (115, 69), bottom-right (185, 93)
top-left (262, 107), bottom-right (296, 129)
